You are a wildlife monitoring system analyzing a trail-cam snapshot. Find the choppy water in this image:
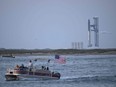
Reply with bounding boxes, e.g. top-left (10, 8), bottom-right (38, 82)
top-left (0, 55), bottom-right (116, 87)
